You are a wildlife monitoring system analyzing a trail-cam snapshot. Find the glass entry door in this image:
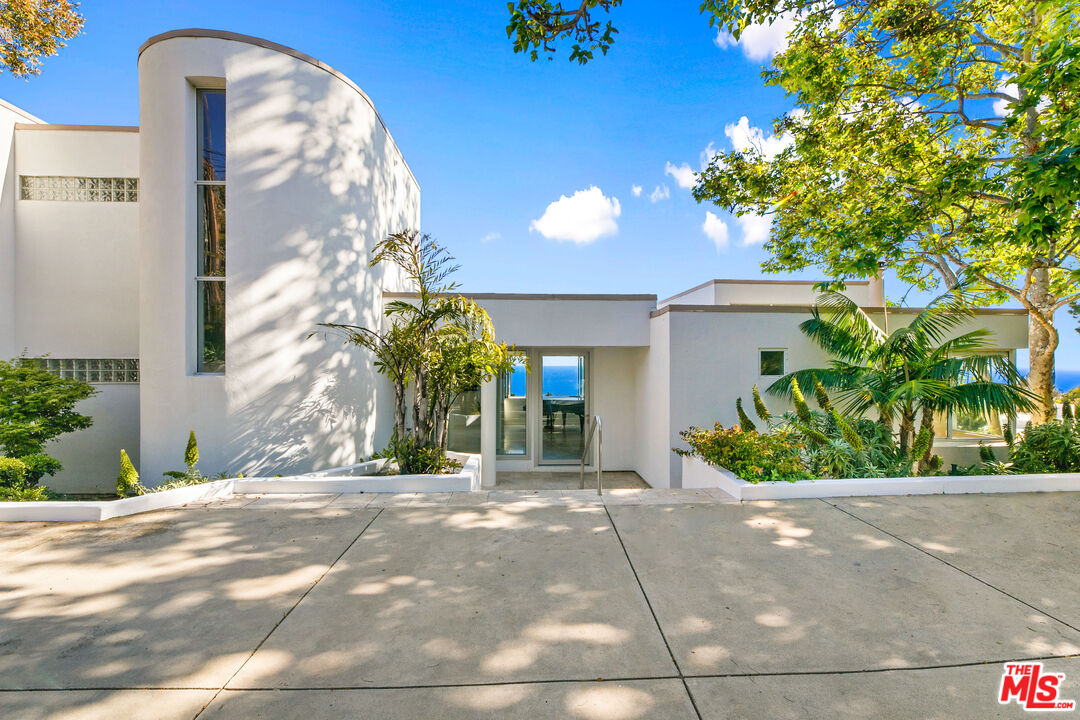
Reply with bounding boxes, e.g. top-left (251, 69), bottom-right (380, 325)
top-left (539, 353), bottom-right (588, 463)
